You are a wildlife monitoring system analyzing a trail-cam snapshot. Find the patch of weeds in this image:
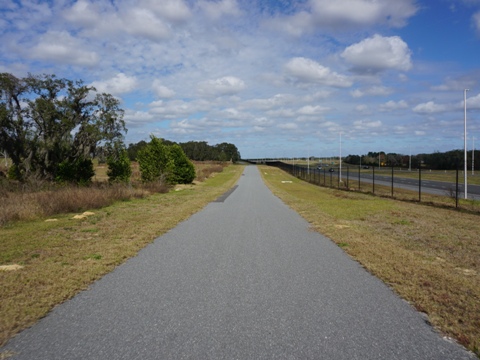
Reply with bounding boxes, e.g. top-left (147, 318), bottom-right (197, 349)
top-left (395, 219), bottom-right (411, 225)
top-left (338, 242), bottom-right (349, 248)
top-left (84, 254), bottom-right (102, 260)
top-left (30, 253), bottom-right (40, 259)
